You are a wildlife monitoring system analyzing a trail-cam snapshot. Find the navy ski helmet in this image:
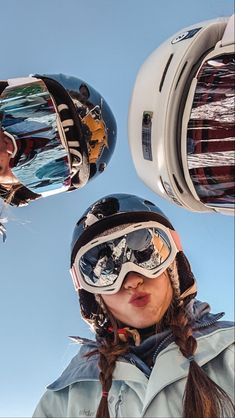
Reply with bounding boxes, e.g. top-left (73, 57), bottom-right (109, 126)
top-left (0, 74), bottom-right (117, 206)
top-left (70, 193), bottom-right (197, 323)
